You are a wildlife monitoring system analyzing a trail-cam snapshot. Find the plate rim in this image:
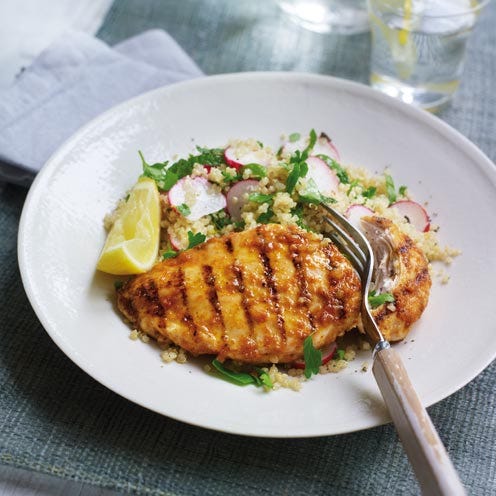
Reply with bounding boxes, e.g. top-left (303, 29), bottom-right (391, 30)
top-left (18, 72), bottom-right (496, 438)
